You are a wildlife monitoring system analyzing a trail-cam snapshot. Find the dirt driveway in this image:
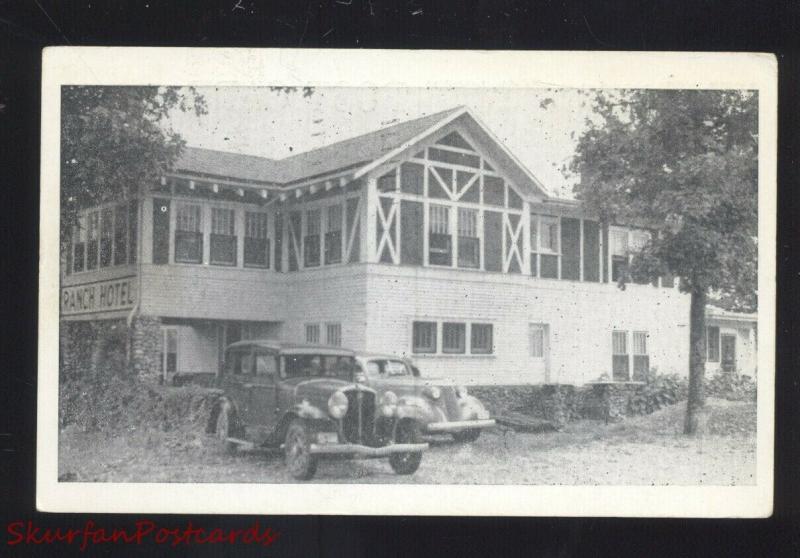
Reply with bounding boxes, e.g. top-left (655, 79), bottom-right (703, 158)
top-left (58, 398), bottom-right (756, 486)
